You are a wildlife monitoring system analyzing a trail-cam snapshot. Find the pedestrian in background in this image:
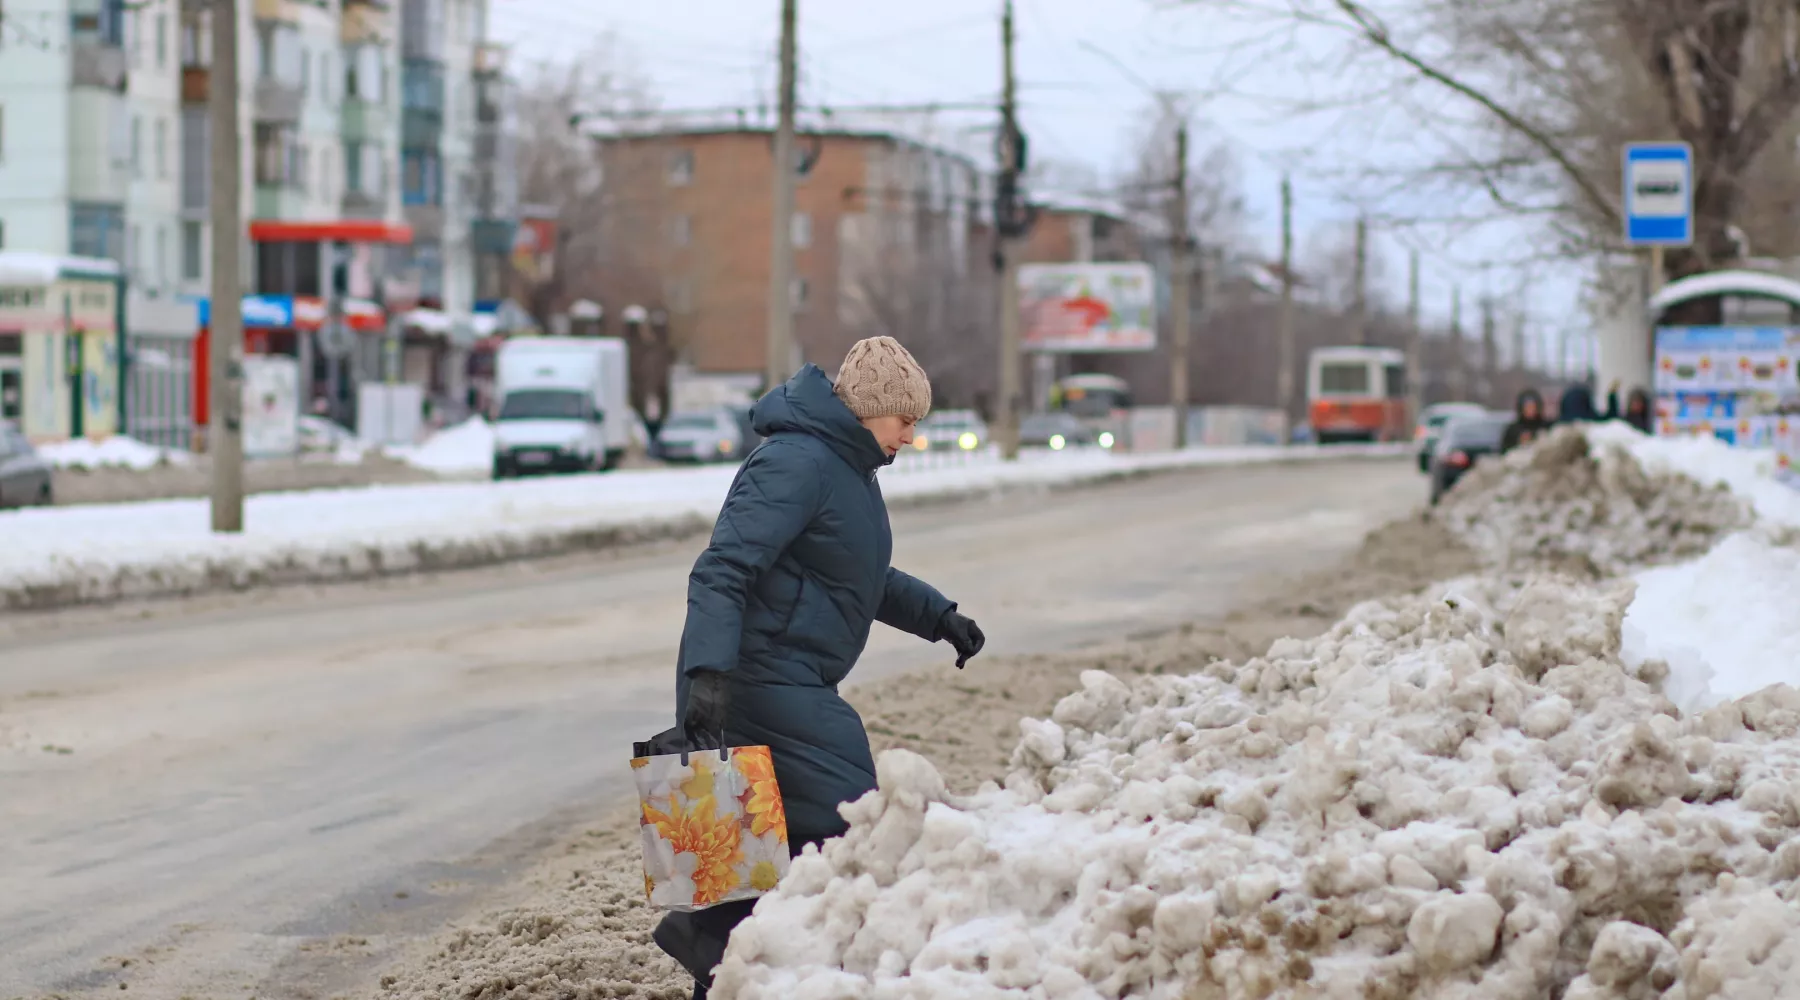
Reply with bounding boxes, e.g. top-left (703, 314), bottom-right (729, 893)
top-left (654, 336), bottom-right (987, 999)
top-left (1601, 380), bottom-right (1654, 434)
top-left (1557, 379), bottom-right (1600, 423)
top-left (1502, 388), bottom-right (1550, 452)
